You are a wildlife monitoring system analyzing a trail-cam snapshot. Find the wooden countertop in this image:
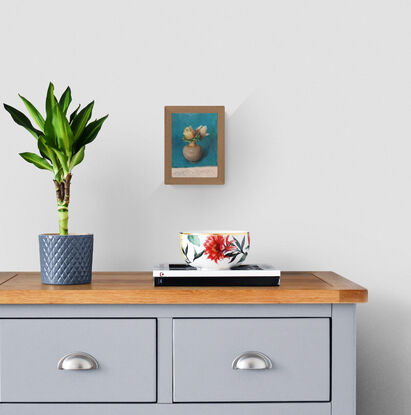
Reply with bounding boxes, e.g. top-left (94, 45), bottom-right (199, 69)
top-left (0, 272), bottom-right (367, 304)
